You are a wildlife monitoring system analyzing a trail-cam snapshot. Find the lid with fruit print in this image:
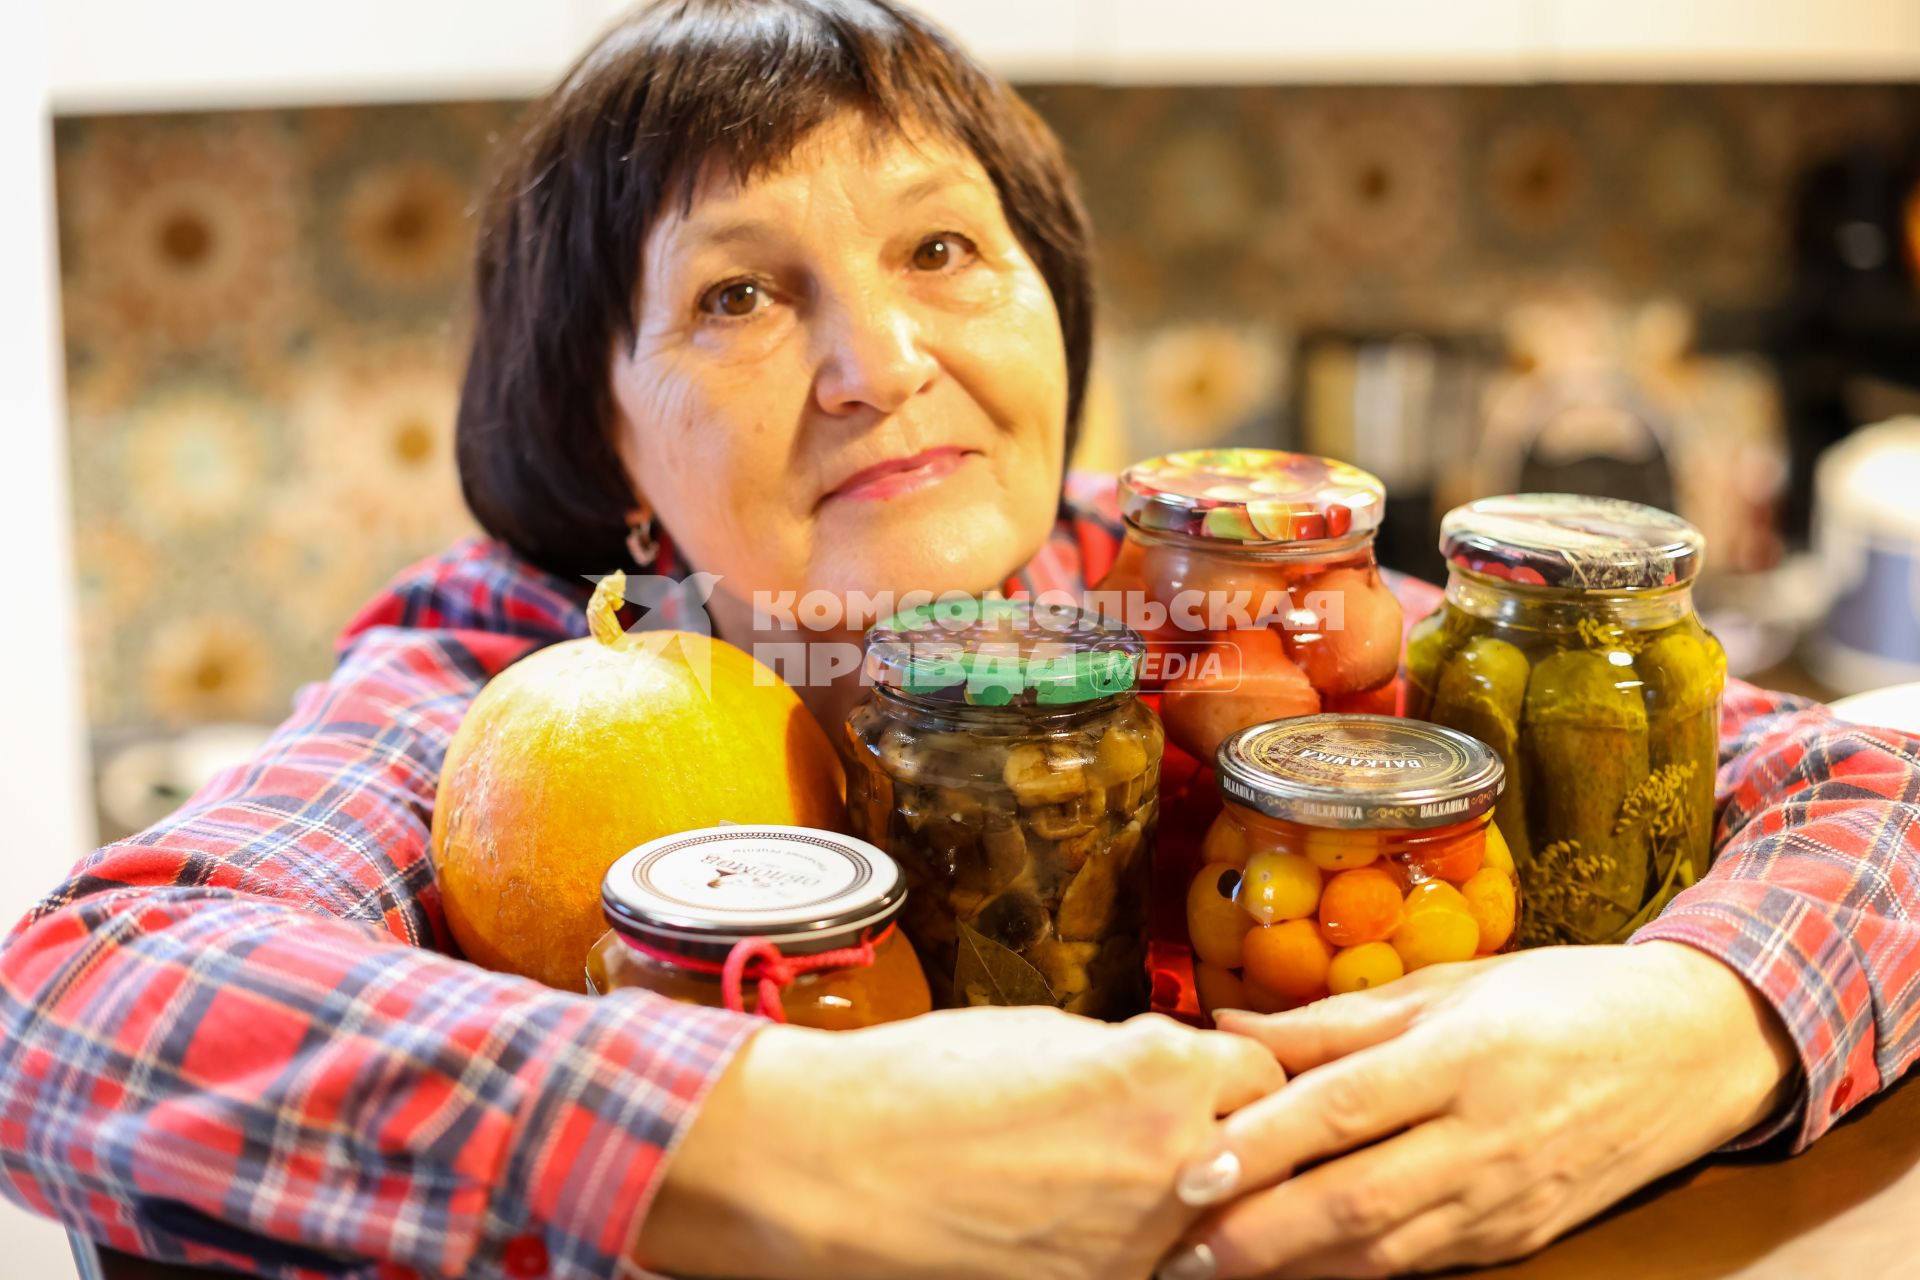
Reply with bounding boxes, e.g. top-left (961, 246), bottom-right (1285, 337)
top-left (1216, 715), bottom-right (1504, 829)
top-left (1438, 494), bottom-right (1704, 591)
top-left (1117, 449), bottom-right (1387, 545)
